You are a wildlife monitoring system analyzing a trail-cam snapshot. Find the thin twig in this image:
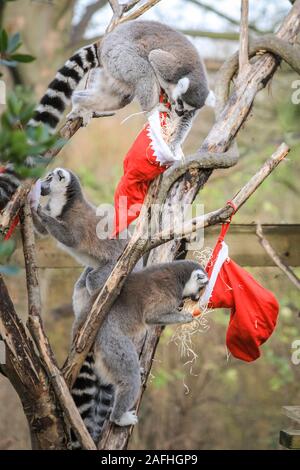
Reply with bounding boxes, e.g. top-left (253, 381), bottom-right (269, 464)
top-left (256, 223), bottom-right (300, 290)
top-left (118, 0), bottom-right (161, 24)
top-left (20, 199), bottom-right (97, 450)
top-left (239, 0), bottom-right (250, 76)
